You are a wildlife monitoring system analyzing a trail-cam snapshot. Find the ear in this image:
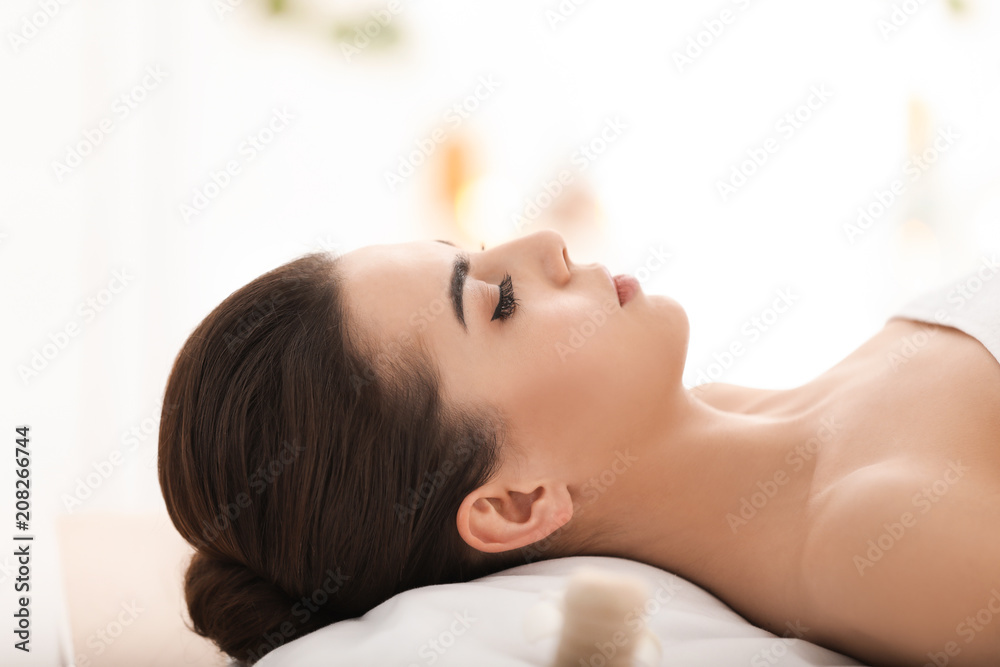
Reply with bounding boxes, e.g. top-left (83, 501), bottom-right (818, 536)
top-left (456, 478), bottom-right (574, 553)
